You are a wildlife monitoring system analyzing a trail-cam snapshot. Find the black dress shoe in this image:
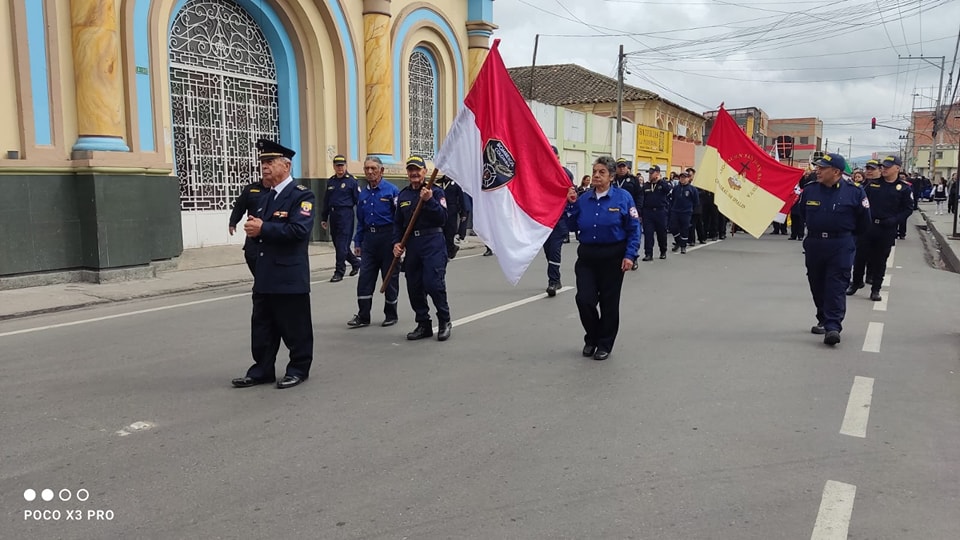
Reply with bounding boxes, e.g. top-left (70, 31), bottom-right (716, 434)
top-left (231, 376), bottom-right (275, 388)
top-left (582, 344), bottom-right (597, 357)
top-left (810, 325), bottom-right (826, 335)
top-left (406, 324), bottom-right (434, 340)
top-left (276, 375), bottom-right (305, 389)
top-left (631, 260), bottom-right (638, 271)
top-left (865, 276), bottom-right (874, 285)
top-left (329, 273), bottom-right (343, 282)
top-left (869, 291), bottom-right (882, 301)
top-left (659, 252), bottom-right (667, 259)
top-left (845, 283), bottom-right (864, 296)
top-left (641, 255), bottom-right (653, 262)
top-left (546, 281), bottom-right (560, 297)
top-left (381, 318), bottom-right (398, 327)
top-left (347, 315), bottom-right (370, 328)
top-left (349, 266), bottom-right (360, 277)
top-left (680, 246), bottom-right (686, 254)
top-left (824, 331), bottom-right (841, 346)
top-left (482, 247), bottom-right (493, 256)
top-left (593, 350), bottom-right (610, 361)
top-left (672, 244), bottom-right (680, 252)
top-left (437, 321), bottom-right (452, 341)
